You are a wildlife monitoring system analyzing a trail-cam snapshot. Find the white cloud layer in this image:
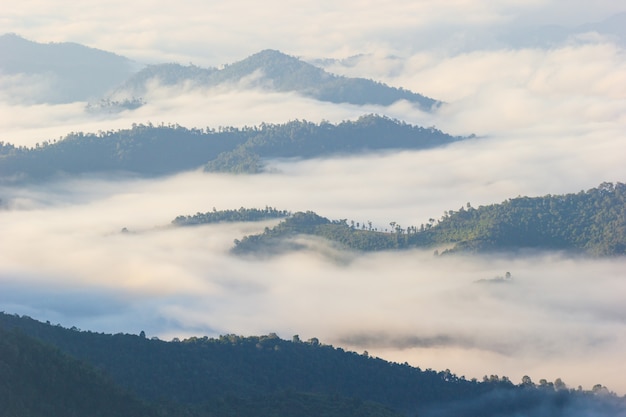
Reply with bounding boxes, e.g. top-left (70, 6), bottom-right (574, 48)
top-left (3, 1), bottom-right (624, 65)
